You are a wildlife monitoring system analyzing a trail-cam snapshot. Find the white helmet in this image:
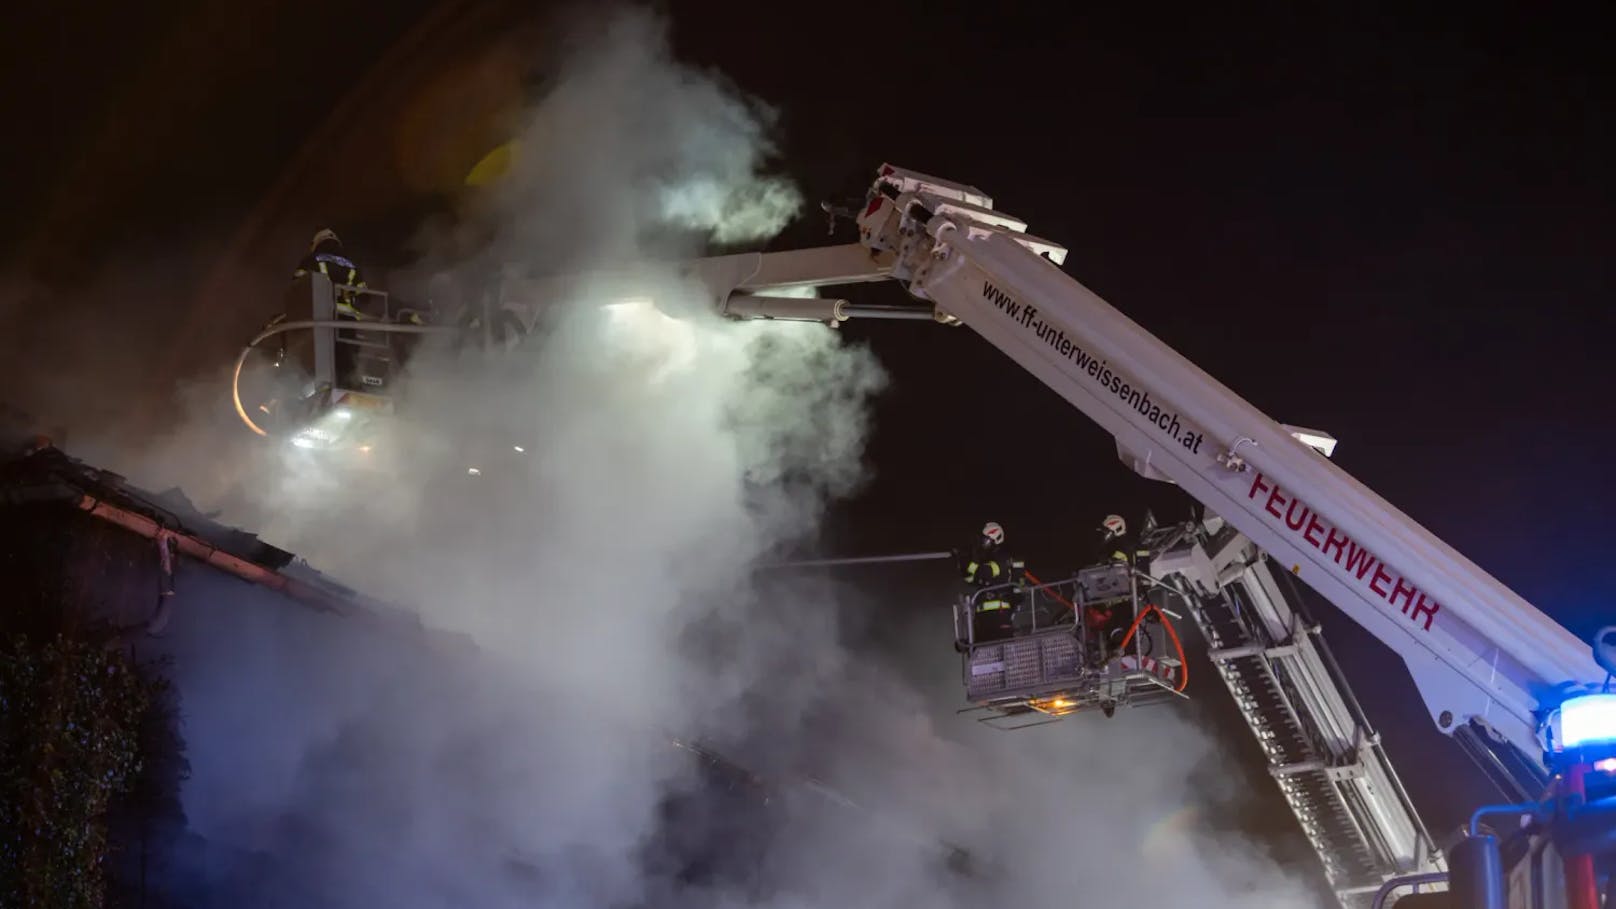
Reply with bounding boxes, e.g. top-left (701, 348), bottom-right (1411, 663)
top-left (1101, 514), bottom-right (1127, 540)
top-left (981, 521), bottom-right (1005, 545)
